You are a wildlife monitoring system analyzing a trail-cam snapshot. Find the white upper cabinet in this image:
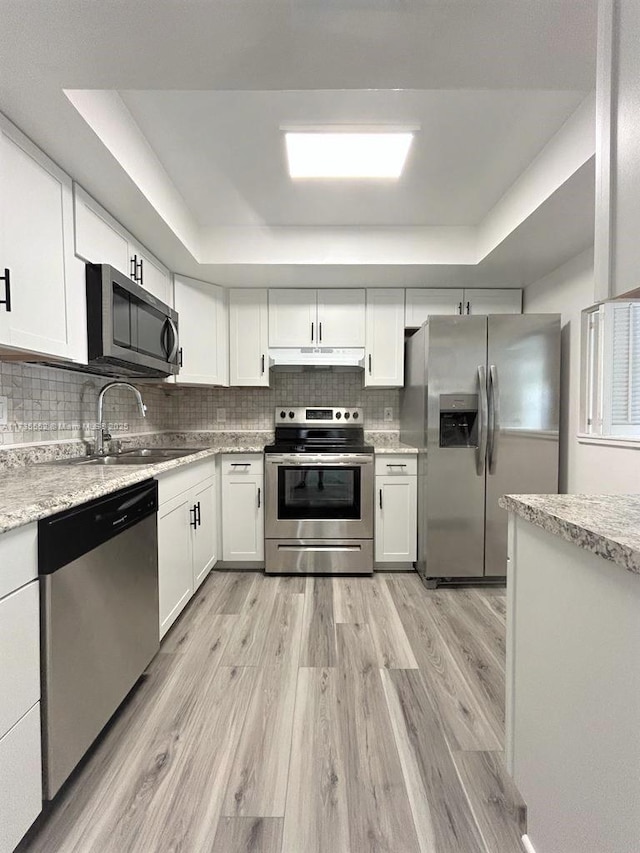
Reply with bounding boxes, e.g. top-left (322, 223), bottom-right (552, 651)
top-left (268, 289), bottom-right (317, 346)
top-left (405, 287), bottom-right (522, 327)
top-left (269, 288), bottom-right (366, 347)
top-left (365, 289), bottom-right (405, 387)
top-left (316, 289), bottom-right (365, 346)
top-left (0, 119), bottom-right (84, 361)
top-left (463, 288), bottom-right (522, 315)
top-left (129, 242), bottom-right (172, 305)
top-left (74, 186), bottom-right (172, 305)
top-left (229, 289), bottom-right (269, 386)
top-left (405, 288), bottom-right (464, 328)
top-left (172, 275), bottom-right (228, 386)
top-left (74, 186), bottom-right (130, 273)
